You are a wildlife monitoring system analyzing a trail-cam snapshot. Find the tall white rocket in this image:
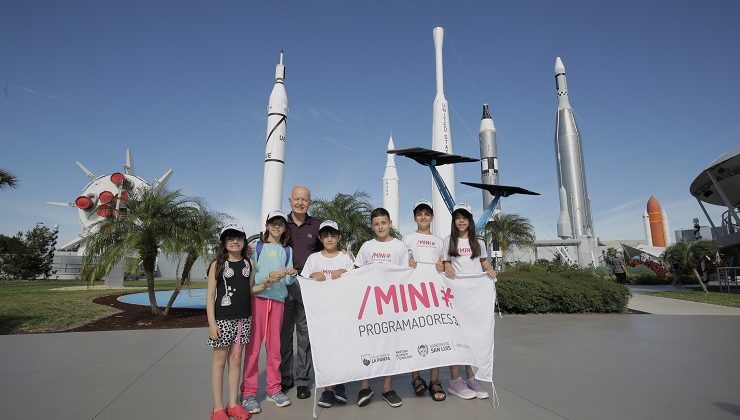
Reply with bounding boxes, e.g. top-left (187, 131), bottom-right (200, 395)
top-left (554, 57), bottom-right (593, 240)
top-left (431, 27), bottom-right (455, 237)
top-left (383, 135), bottom-right (400, 231)
top-left (260, 52), bottom-right (288, 224)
